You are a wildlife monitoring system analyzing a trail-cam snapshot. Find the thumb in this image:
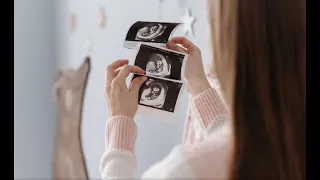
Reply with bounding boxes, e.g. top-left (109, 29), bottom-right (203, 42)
top-left (130, 76), bottom-right (147, 92)
top-left (166, 40), bottom-right (187, 54)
